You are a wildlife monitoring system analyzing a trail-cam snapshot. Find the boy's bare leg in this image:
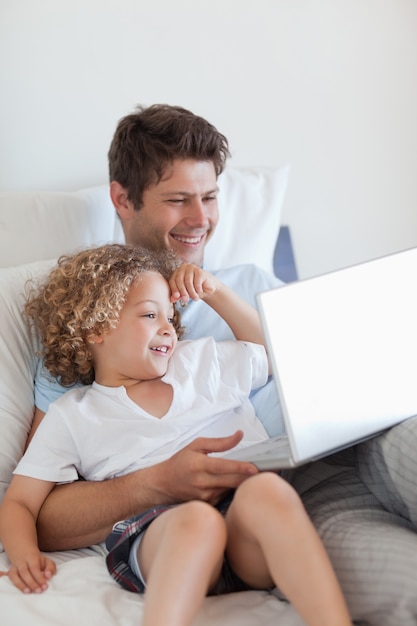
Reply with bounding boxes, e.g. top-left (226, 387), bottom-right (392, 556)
top-left (225, 472), bottom-right (352, 626)
top-left (137, 501), bottom-right (227, 626)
